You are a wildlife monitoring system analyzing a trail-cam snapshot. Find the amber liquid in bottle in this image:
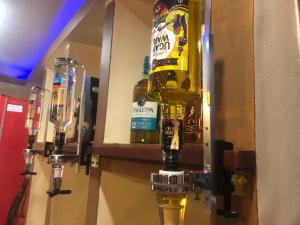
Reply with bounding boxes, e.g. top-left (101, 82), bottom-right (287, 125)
top-left (157, 193), bottom-right (187, 225)
top-left (161, 103), bottom-right (184, 170)
top-left (130, 56), bottom-right (161, 144)
top-left (148, 0), bottom-right (205, 144)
